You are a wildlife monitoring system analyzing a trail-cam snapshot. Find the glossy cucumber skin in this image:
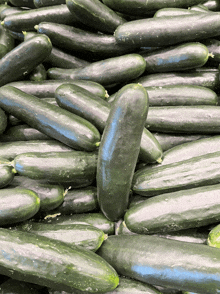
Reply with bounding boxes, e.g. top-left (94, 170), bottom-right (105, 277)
top-left (97, 84), bottom-right (149, 221)
top-left (97, 234), bottom-right (220, 293)
top-left (154, 7), bottom-right (204, 17)
top-left (142, 42), bottom-right (209, 73)
top-left (102, 0), bottom-right (205, 15)
top-left (42, 212), bottom-right (115, 235)
top-left (13, 151), bottom-right (97, 183)
top-left (0, 140), bottom-right (72, 161)
top-left (0, 228), bottom-right (119, 292)
top-left (36, 22), bottom-right (139, 58)
top-left (134, 68), bottom-right (220, 91)
top-left (0, 35), bottom-right (52, 86)
top-left (2, 5), bottom-right (78, 32)
top-left (0, 24), bottom-right (15, 52)
top-left (7, 80), bottom-right (107, 98)
top-left (144, 85), bottom-right (218, 106)
top-left (146, 106), bottom-right (220, 134)
top-left (114, 13), bottom-right (220, 47)
top-left (0, 188), bottom-right (40, 226)
top-left (9, 176), bottom-right (65, 212)
top-left (132, 151), bottom-right (220, 196)
top-left (66, 0), bottom-right (126, 34)
top-left (53, 186), bottom-right (98, 214)
top-left (0, 163), bottom-right (15, 188)
top-left (47, 53), bottom-right (146, 86)
top-left (15, 222), bottom-right (106, 252)
top-left (0, 86), bottom-right (100, 151)
top-left (125, 184), bottom-right (220, 234)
